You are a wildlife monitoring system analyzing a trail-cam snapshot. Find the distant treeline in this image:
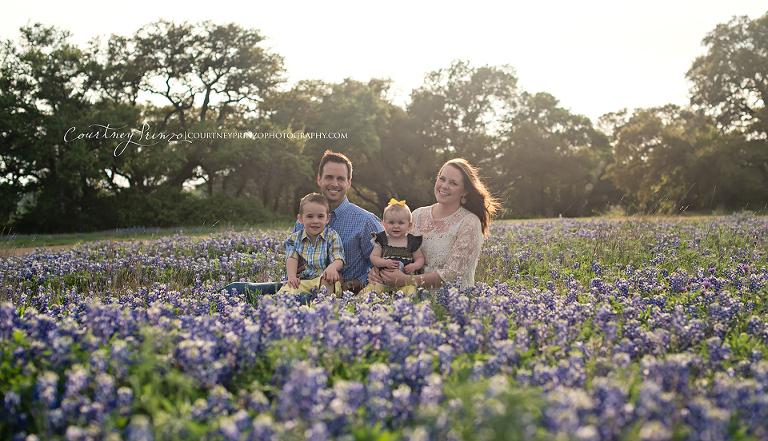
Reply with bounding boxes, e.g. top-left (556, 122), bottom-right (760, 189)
top-left (1, 13), bottom-right (767, 233)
